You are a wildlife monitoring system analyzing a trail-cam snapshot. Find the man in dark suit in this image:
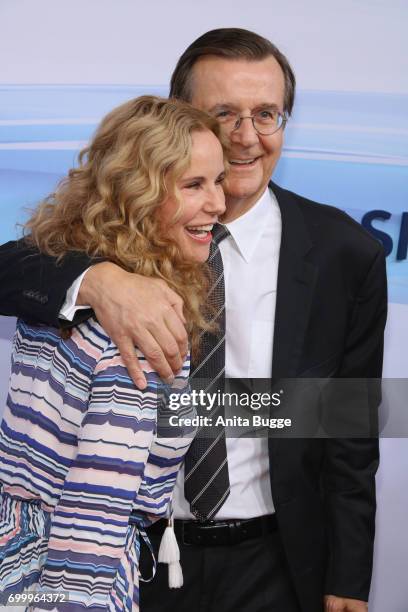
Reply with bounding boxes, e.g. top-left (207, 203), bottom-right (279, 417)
top-left (0, 29), bottom-right (386, 612)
